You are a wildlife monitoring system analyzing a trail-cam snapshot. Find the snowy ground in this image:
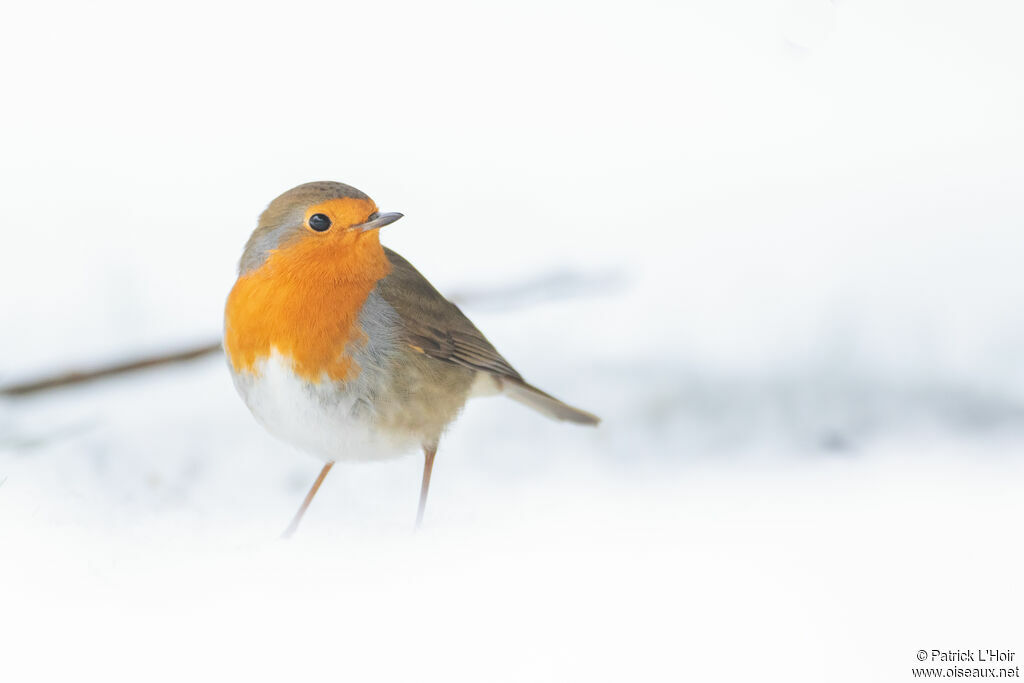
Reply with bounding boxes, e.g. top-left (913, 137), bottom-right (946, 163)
top-left (2, 1), bottom-right (1024, 681)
